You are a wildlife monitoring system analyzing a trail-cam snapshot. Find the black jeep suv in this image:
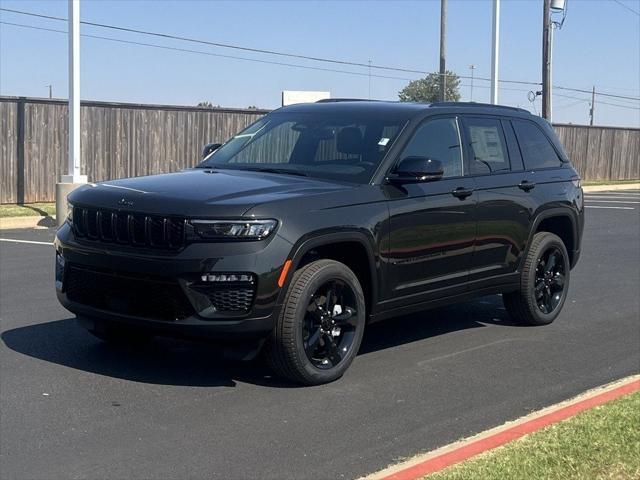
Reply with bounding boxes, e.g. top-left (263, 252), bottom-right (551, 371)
top-left (55, 100), bottom-right (584, 385)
